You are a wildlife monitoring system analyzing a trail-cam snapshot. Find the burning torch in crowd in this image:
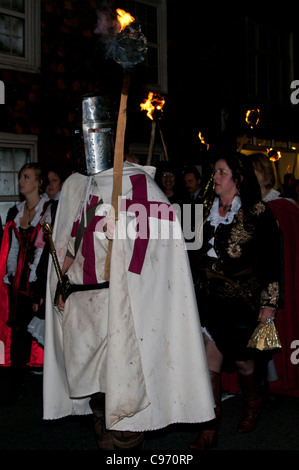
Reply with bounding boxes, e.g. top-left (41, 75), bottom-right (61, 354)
top-left (140, 91), bottom-right (167, 165)
top-left (245, 108), bottom-right (260, 129)
top-left (237, 108), bottom-right (260, 151)
top-left (198, 131), bottom-right (209, 152)
top-left (95, 7), bottom-right (147, 279)
top-left (267, 147), bottom-right (283, 191)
